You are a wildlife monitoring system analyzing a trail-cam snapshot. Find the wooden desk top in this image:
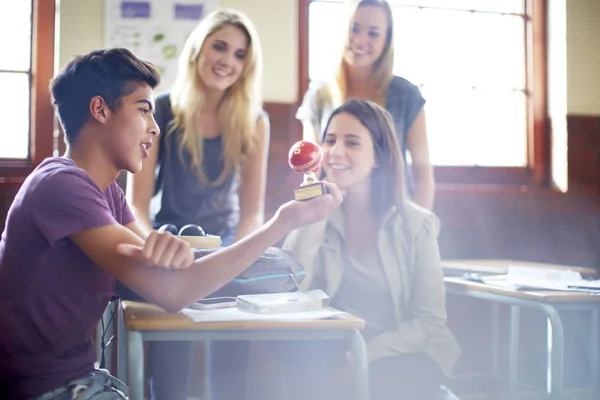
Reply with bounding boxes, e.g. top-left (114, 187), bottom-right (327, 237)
top-left (122, 301), bottom-right (365, 332)
top-left (442, 259), bottom-right (598, 277)
top-left (444, 277), bottom-right (600, 303)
